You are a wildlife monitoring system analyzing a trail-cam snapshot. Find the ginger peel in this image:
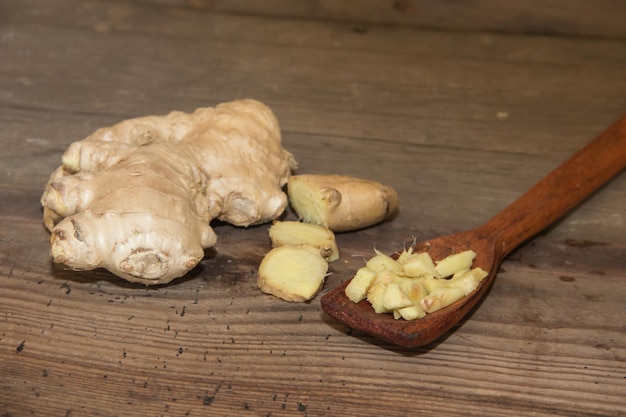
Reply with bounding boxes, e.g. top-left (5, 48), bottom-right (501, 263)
top-left (41, 99), bottom-right (297, 285)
